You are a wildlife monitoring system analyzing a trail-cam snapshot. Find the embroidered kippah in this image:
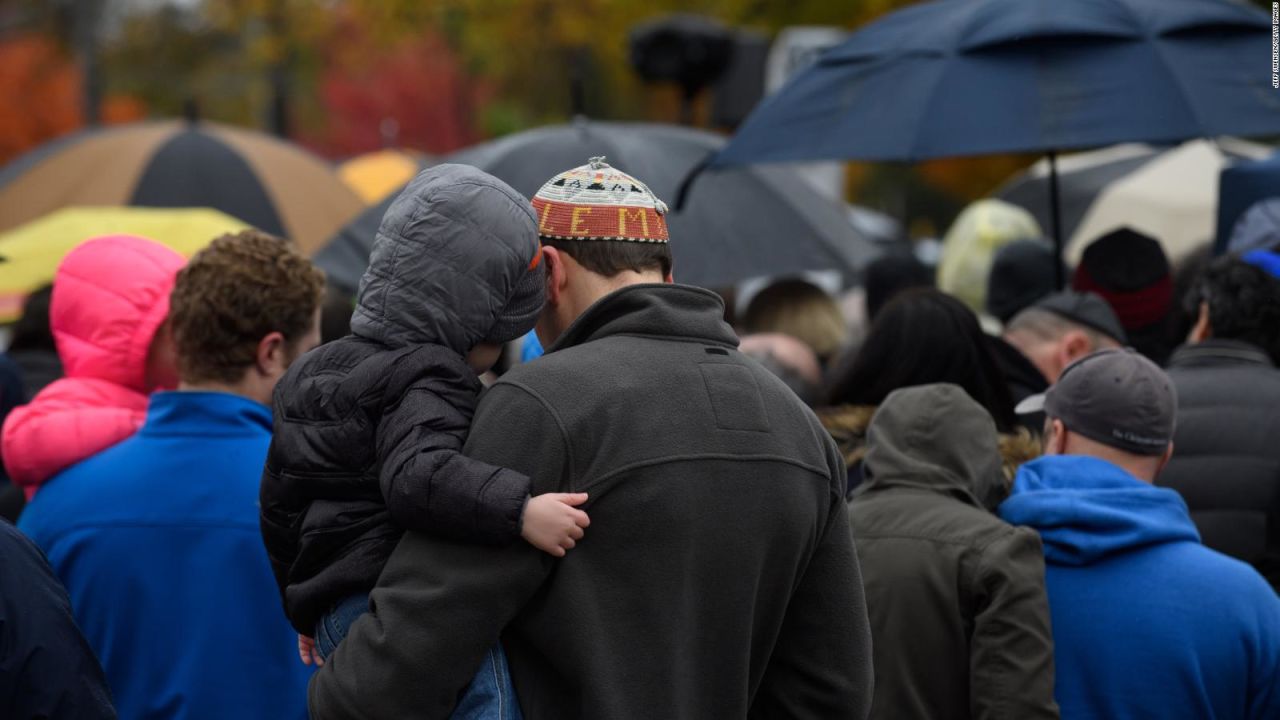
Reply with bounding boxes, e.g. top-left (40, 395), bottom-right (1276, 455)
top-left (531, 157), bottom-right (670, 244)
